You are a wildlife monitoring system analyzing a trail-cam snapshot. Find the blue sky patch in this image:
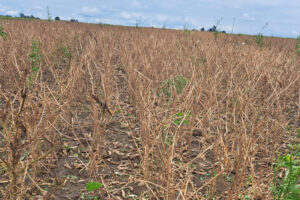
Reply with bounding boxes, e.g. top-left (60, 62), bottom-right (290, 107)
top-left (0, 0), bottom-right (299, 38)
